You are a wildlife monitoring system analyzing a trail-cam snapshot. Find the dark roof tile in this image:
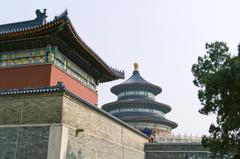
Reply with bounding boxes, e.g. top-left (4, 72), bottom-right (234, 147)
top-left (0, 9), bottom-right (47, 33)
